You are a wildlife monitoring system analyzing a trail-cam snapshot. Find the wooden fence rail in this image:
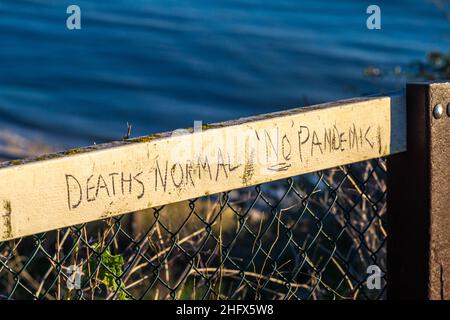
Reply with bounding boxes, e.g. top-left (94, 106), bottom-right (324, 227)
top-left (0, 81), bottom-right (448, 299)
top-left (0, 94), bottom-right (406, 242)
